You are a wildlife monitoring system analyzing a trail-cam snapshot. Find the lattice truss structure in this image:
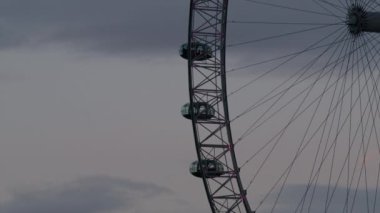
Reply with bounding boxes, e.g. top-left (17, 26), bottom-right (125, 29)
top-left (184, 0), bottom-right (380, 213)
top-left (187, 1), bottom-right (253, 213)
